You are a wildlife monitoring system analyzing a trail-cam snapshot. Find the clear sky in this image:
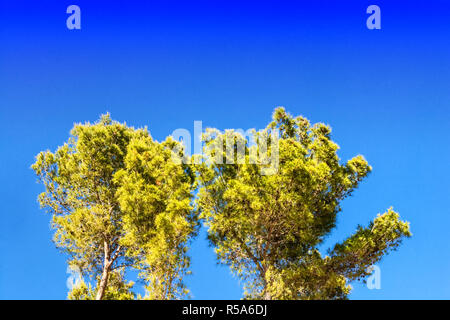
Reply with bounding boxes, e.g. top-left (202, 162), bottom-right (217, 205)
top-left (0, 0), bottom-right (449, 299)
